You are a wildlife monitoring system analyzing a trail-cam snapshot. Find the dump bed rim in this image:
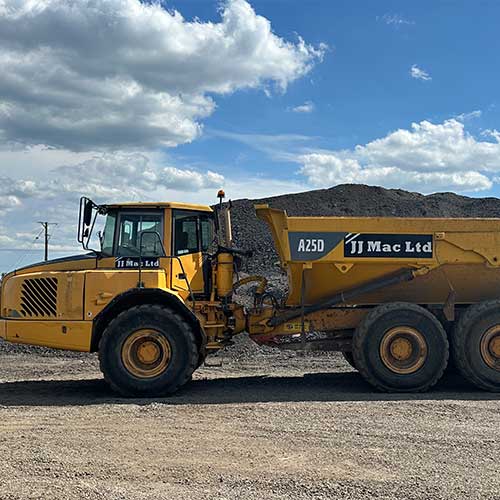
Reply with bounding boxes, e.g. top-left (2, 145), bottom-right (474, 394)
top-left (254, 204), bottom-right (500, 222)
